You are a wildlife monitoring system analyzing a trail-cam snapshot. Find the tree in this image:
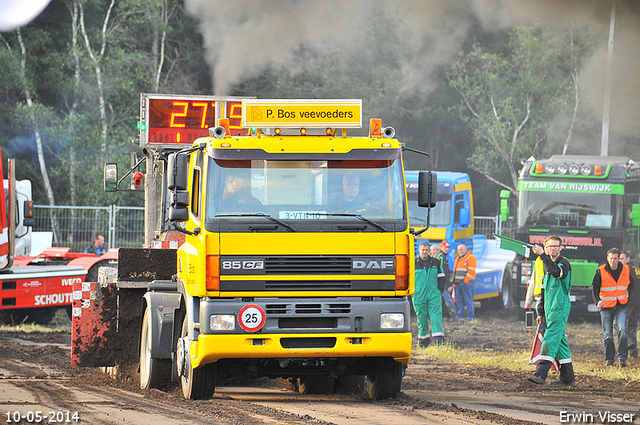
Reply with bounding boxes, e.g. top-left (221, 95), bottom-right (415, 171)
top-left (447, 26), bottom-right (599, 194)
